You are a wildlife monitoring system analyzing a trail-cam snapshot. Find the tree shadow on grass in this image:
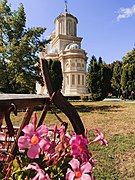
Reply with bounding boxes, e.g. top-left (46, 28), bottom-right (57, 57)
top-left (36, 104), bottom-right (124, 114)
top-left (74, 105), bottom-right (123, 113)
